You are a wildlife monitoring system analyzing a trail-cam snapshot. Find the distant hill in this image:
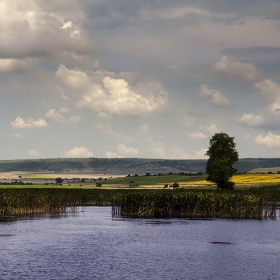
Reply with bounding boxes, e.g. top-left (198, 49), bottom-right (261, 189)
top-left (1, 158), bottom-right (280, 174)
